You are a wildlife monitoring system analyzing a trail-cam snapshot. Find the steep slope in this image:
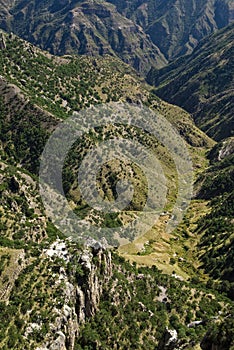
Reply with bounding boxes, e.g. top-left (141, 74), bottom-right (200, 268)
top-left (0, 0), bottom-right (14, 26)
top-left (75, 253), bottom-right (233, 350)
top-left (1, 32), bottom-right (233, 350)
top-left (0, 0), bottom-right (166, 74)
top-left (201, 309), bottom-right (234, 350)
top-left (0, 0), bottom-right (233, 74)
top-left (0, 28), bottom-right (212, 245)
top-left (108, 0), bottom-right (234, 60)
top-left (147, 23), bottom-right (234, 141)
top-left (194, 138), bottom-right (234, 296)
